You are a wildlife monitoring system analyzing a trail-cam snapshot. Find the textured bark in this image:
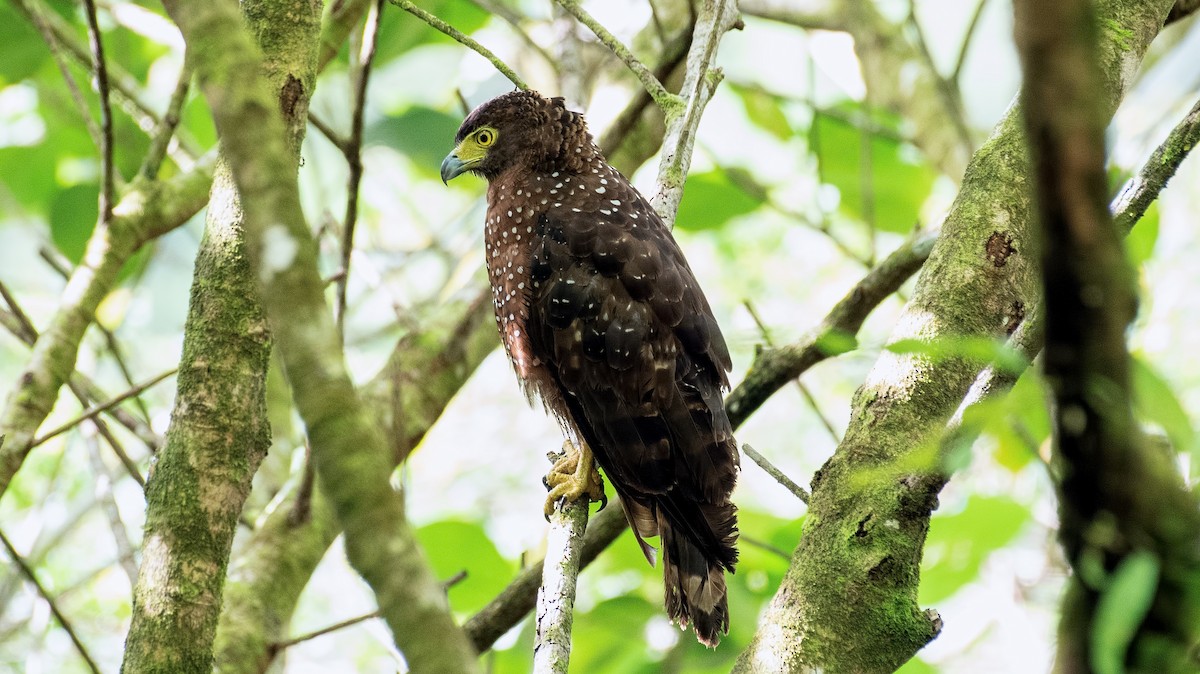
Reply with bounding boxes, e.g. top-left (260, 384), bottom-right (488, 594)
top-left (120, 2), bottom-right (321, 672)
top-left (1015, 1), bottom-right (1200, 672)
top-left (732, 1), bottom-right (1176, 671)
top-left (213, 293), bottom-right (497, 673)
top-left (120, 164), bottom-right (275, 674)
top-left (158, 1), bottom-right (481, 671)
